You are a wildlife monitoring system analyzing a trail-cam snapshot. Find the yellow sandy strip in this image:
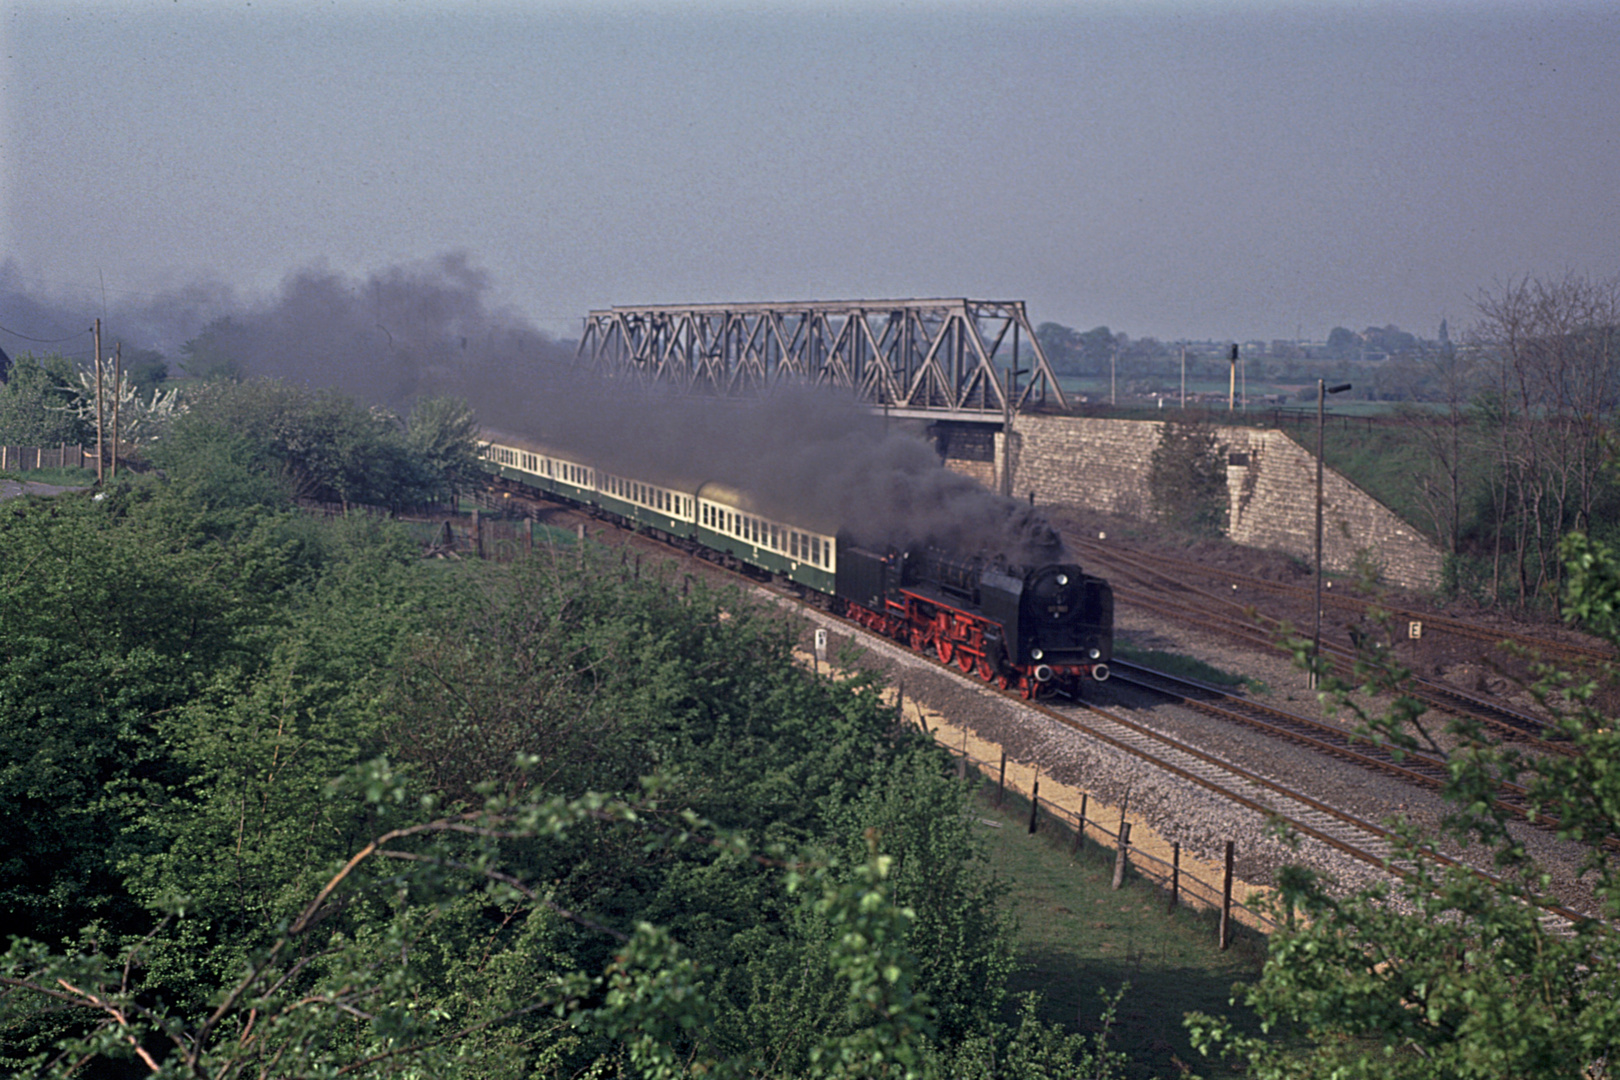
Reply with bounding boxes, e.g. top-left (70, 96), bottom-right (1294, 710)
top-left (792, 647), bottom-right (1278, 931)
